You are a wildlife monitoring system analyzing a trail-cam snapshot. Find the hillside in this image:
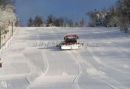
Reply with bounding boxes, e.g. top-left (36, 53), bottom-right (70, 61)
top-left (0, 27), bottom-right (130, 89)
